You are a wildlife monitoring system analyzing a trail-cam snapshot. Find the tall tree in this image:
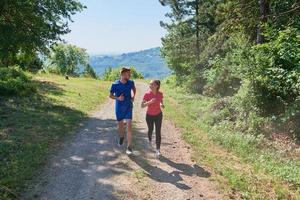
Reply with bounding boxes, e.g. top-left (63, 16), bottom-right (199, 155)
top-left (160, 0), bottom-right (219, 78)
top-left (219, 0), bottom-right (300, 43)
top-left (0, 0), bottom-right (85, 67)
top-left (159, 0), bottom-right (300, 93)
top-left (83, 64), bottom-right (97, 79)
top-left (257, 0), bottom-right (268, 44)
top-left (48, 43), bottom-right (89, 76)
